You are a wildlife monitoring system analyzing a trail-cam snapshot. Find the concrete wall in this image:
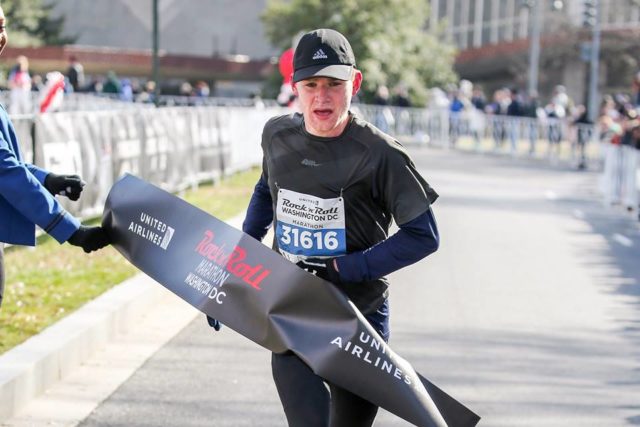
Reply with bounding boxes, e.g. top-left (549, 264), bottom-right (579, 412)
top-left (48, 0), bottom-right (280, 60)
